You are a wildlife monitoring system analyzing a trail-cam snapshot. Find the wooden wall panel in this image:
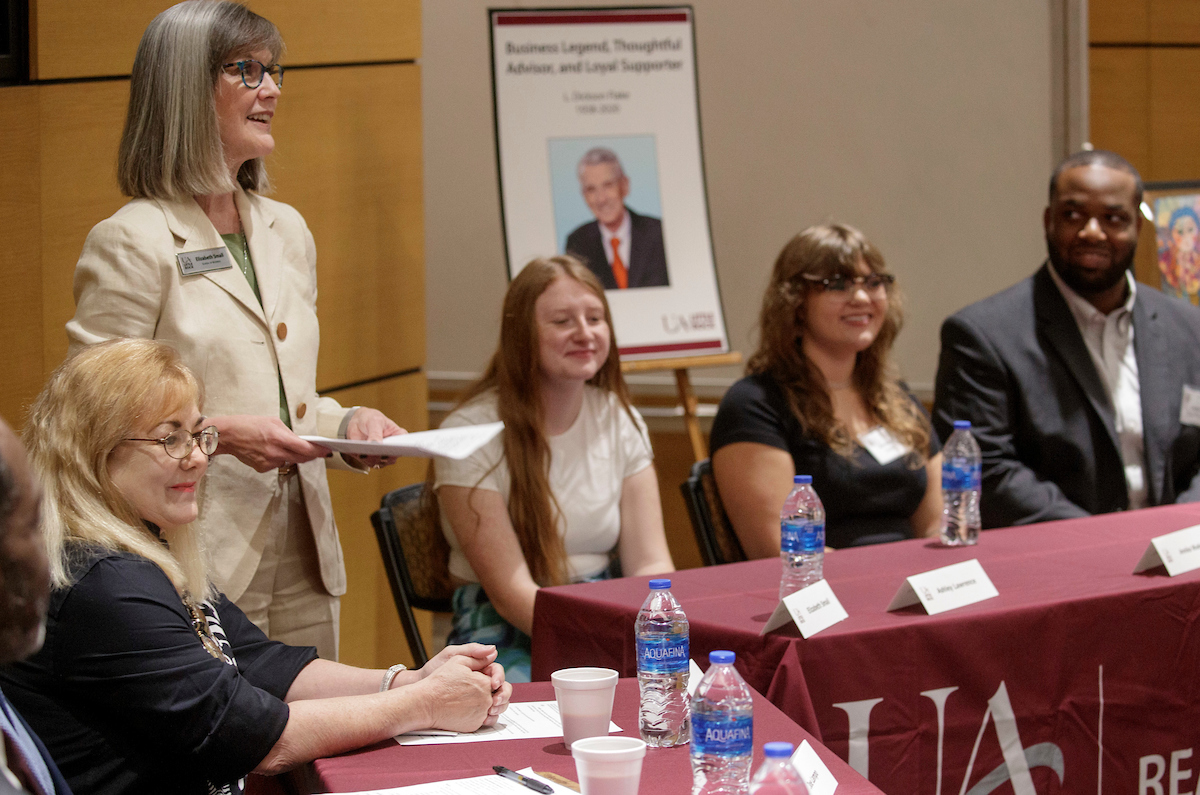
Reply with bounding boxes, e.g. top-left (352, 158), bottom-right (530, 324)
top-left (38, 82), bottom-right (129, 374)
top-left (270, 63), bottom-right (424, 391)
top-left (1149, 0), bottom-right (1200, 44)
top-left (323, 371), bottom-right (428, 669)
top-left (1148, 49), bottom-right (1200, 181)
top-left (1088, 48), bottom-right (1150, 176)
top-left (0, 88), bottom-right (44, 428)
top-left (31, 0), bottom-right (419, 81)
top-left (1090, 0), bottom-right (1148, 43)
